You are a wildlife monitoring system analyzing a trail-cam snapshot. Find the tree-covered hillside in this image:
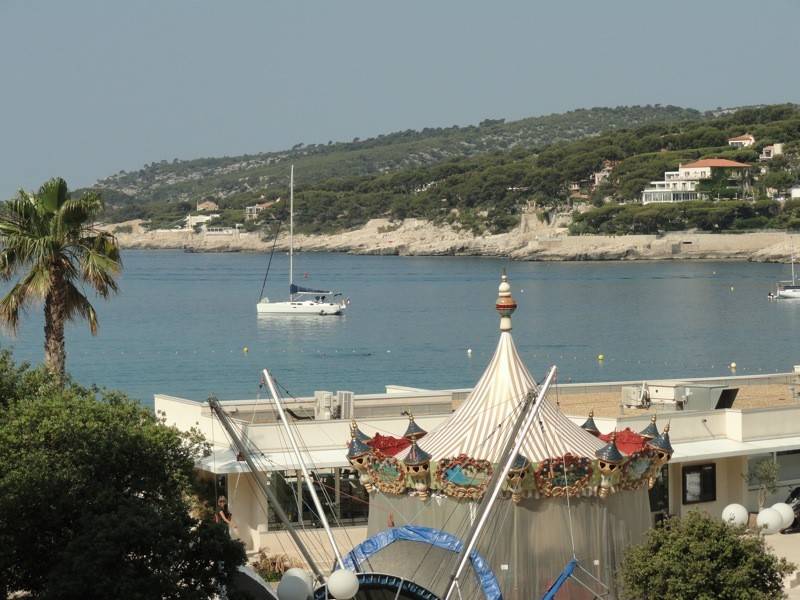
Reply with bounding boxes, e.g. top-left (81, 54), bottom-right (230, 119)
top-left (95, 105), bottom-right (699, 213)
top-left (250, 104), bottom-right (800, 234)
top-left (97, 104), bottom-right (800, 234)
